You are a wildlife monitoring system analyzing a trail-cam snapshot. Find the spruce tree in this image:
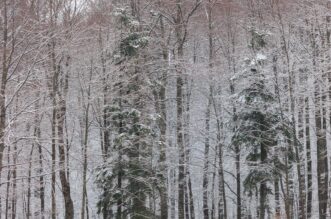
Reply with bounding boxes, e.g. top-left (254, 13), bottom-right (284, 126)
top-left (232, 29), bottom-right (291, 219)
top-left (95, 6), bottom-right (154, 219)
